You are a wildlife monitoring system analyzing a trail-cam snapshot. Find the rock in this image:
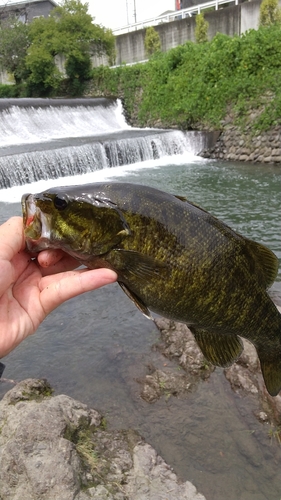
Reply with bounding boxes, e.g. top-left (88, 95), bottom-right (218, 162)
top-left (153, 311), bottom-right (281, 434)
top-left (0, 379), bottom-right (206, 500)
top-left (154, 318), bottom-right (214, 377)
top-left (125, 443), bottom-right (206, 500)
top-left (224, 339), bottom-right (260, 395)
top-left (140, 369), bottom-right (192, 403)
top-left (198, 110), bottom-right (281, 164)
top-left (138, 319), bottom-right (215, 403)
